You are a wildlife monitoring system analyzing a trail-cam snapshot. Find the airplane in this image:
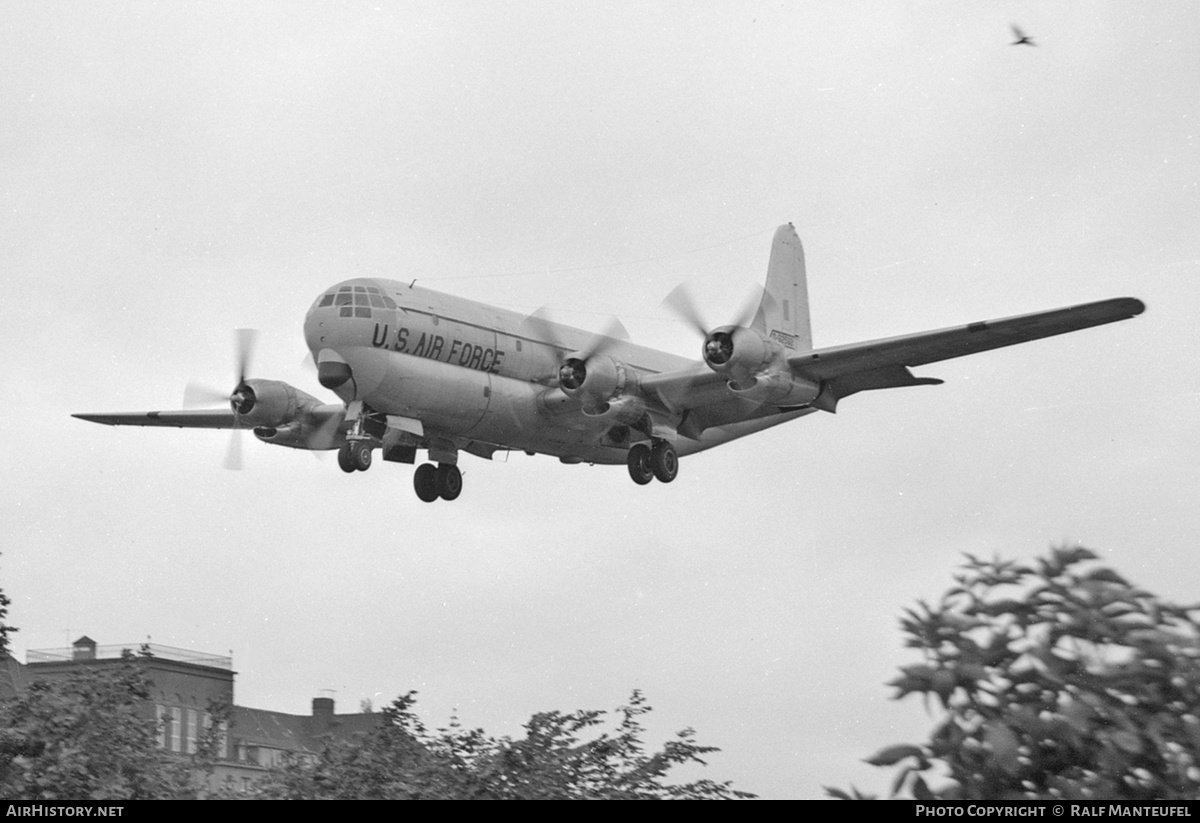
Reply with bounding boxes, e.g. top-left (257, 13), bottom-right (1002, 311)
top-left (74, 224), bottom-right (1145, 502)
